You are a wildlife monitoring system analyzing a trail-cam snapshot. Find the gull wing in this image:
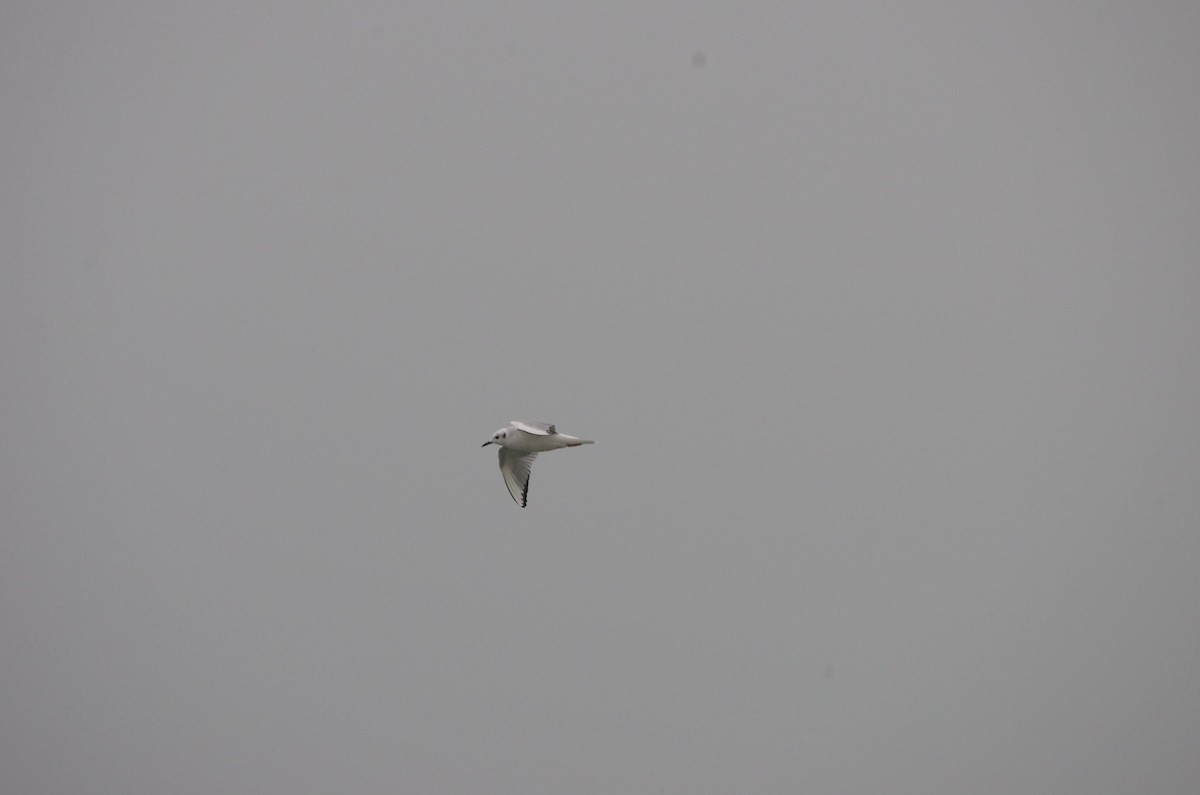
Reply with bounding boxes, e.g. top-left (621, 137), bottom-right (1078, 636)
top-left (498, 448), bottom-right (538, 507)
top-left (510, 420), bottom-right (555, 435)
